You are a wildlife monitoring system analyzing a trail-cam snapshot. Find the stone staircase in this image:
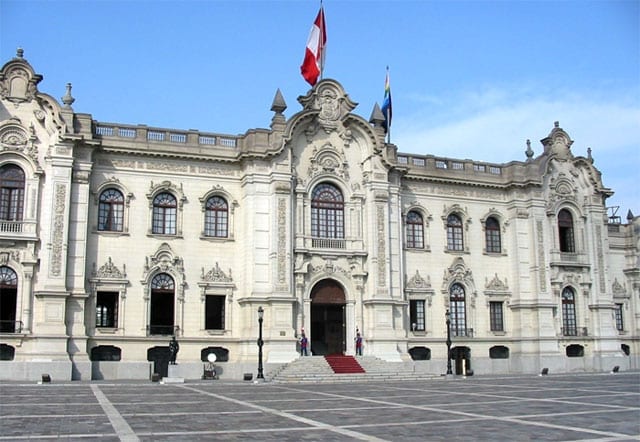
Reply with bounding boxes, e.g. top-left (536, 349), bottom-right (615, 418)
top-left (269, 356), bottom-right (442, 383)
top-left (325, 355), bottom-right (365, 373)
